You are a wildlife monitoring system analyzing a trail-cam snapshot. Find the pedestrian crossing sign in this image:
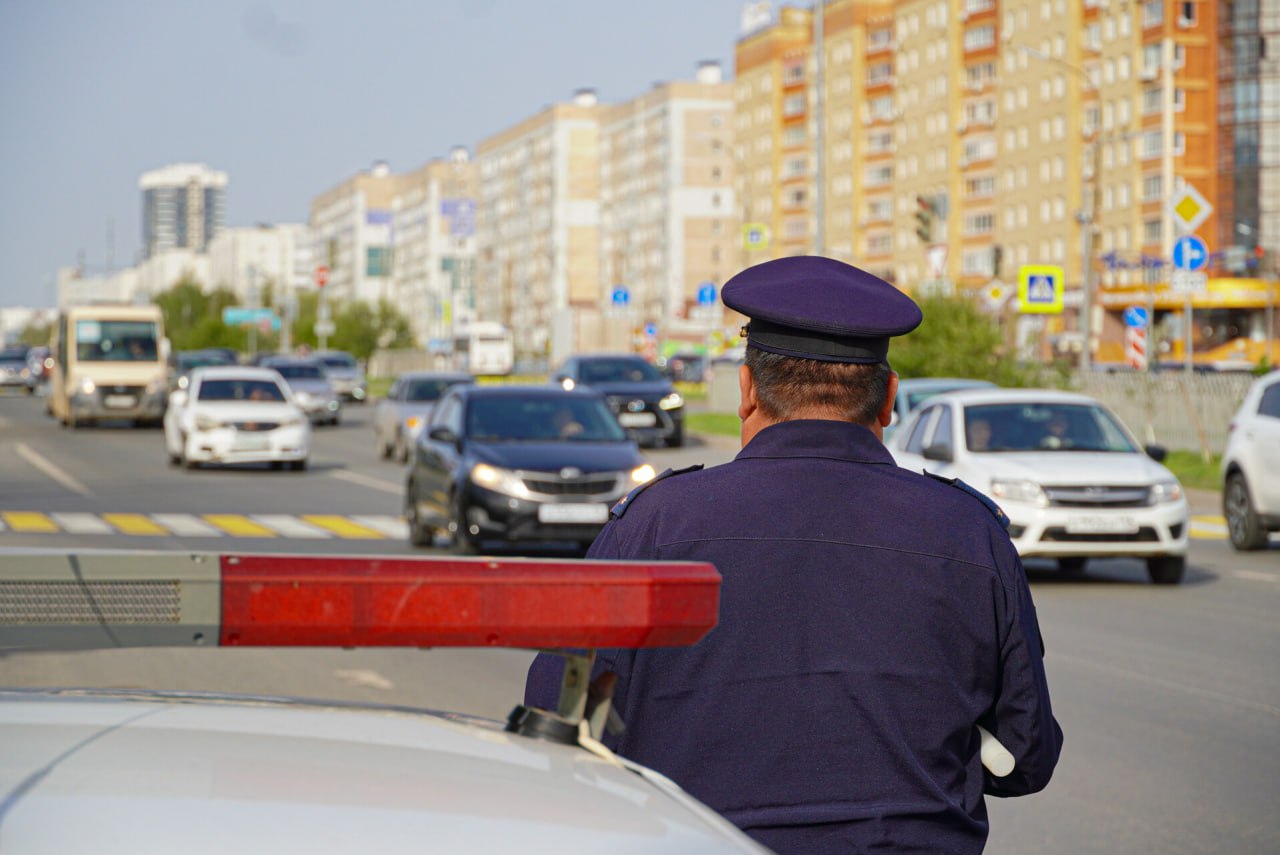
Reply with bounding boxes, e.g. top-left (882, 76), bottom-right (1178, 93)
top-left (1017, 265), bottom-right (1065, 314)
